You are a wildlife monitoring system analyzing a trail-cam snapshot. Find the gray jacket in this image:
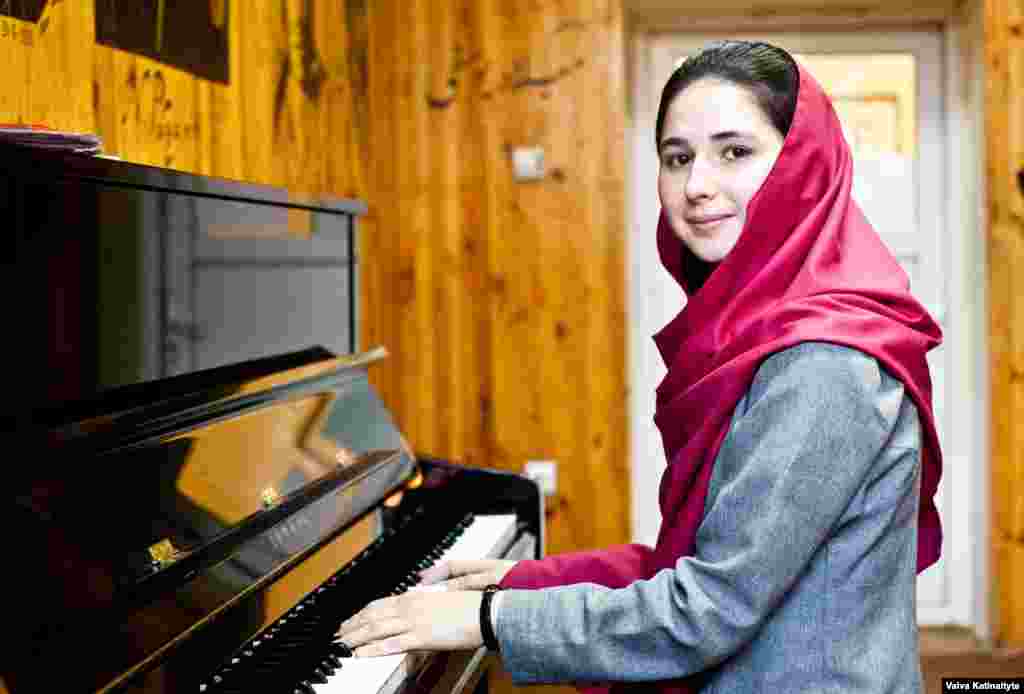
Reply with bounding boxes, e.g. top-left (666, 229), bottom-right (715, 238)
top-left (494, 341), bottom-right (924, 692)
